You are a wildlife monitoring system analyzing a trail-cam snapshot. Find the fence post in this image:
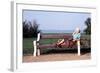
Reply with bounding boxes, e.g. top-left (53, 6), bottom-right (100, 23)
top-left (77, 40), bottom-right (80, 56)
top-left (37, 49), bottom-right (40, 56)
top-left (37, 33), bottom-right (41, 56)
top-left (37, 33), bottom-right (40, 41)
top-left (33, 40), bottom-right (37, 57)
